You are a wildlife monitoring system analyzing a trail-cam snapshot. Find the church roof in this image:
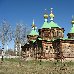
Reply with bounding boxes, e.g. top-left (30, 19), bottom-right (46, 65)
top-left (69, 24), bottom-right (74, 33)
top-left (31, 40), bottom-right (36, 43)
top-left (49, 21), bottom-right (60, 28)
top-left (29, 29), bottom-right (39, 35)
top-left (41, 22), bottom-right (51, 29)
top-left (41, 8), bottom-right (61, 29)
top-left (38, 38), bottom-right (42, 40)
top-left (41, 21), bottom-right (61, 29)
